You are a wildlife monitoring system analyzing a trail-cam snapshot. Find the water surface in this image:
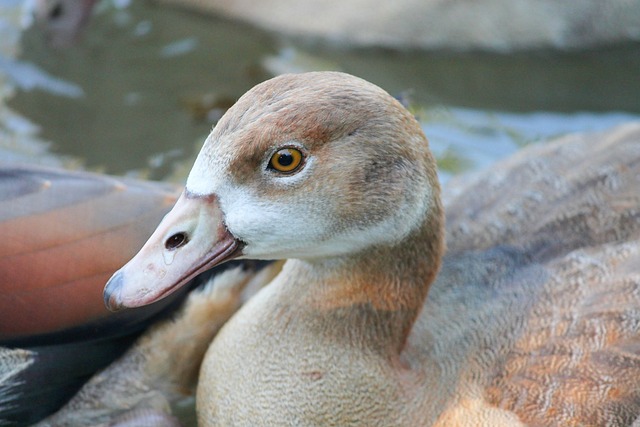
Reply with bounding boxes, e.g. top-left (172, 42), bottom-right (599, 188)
top-left (5, 1), bottom-right (640, 181)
